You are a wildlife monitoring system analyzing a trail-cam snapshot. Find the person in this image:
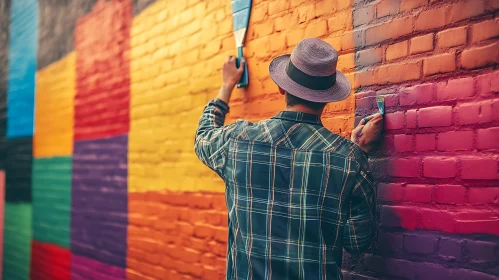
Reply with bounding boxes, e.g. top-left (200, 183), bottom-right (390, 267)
top-left (194, 38), bottom-right (383, 280)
